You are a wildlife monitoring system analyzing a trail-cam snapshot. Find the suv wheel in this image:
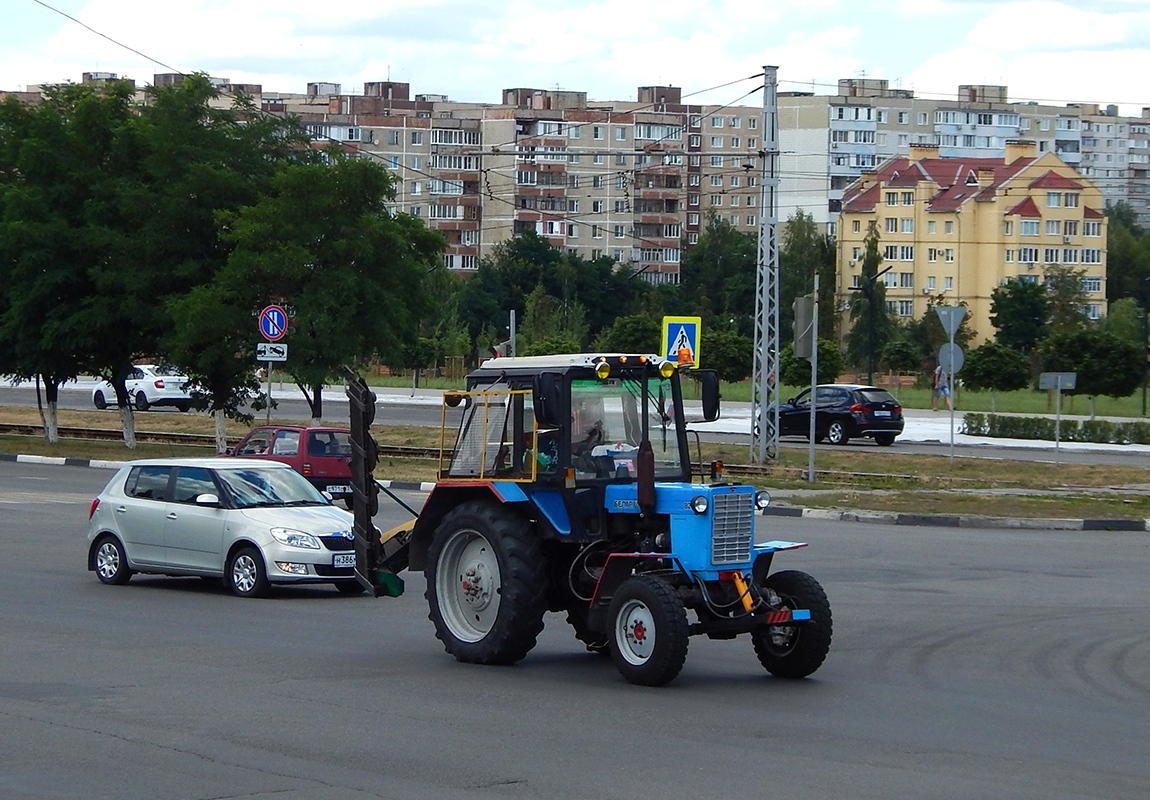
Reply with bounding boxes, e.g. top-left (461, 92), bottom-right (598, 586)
top-left (826, 419), bottom-right (850, 445)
